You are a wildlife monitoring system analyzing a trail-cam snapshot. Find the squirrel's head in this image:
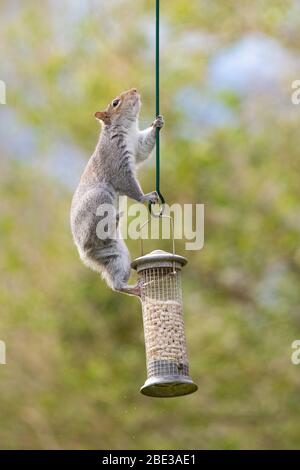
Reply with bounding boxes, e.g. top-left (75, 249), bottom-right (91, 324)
top-left (94, 88), bottom-right (141, 127)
